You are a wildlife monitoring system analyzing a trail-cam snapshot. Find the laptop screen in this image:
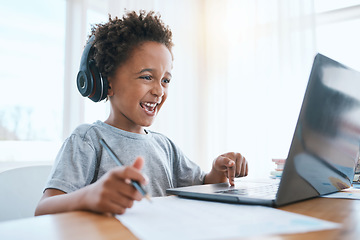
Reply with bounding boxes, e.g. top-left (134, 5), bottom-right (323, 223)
top-left (276, 53), bottom-right (360, 205)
